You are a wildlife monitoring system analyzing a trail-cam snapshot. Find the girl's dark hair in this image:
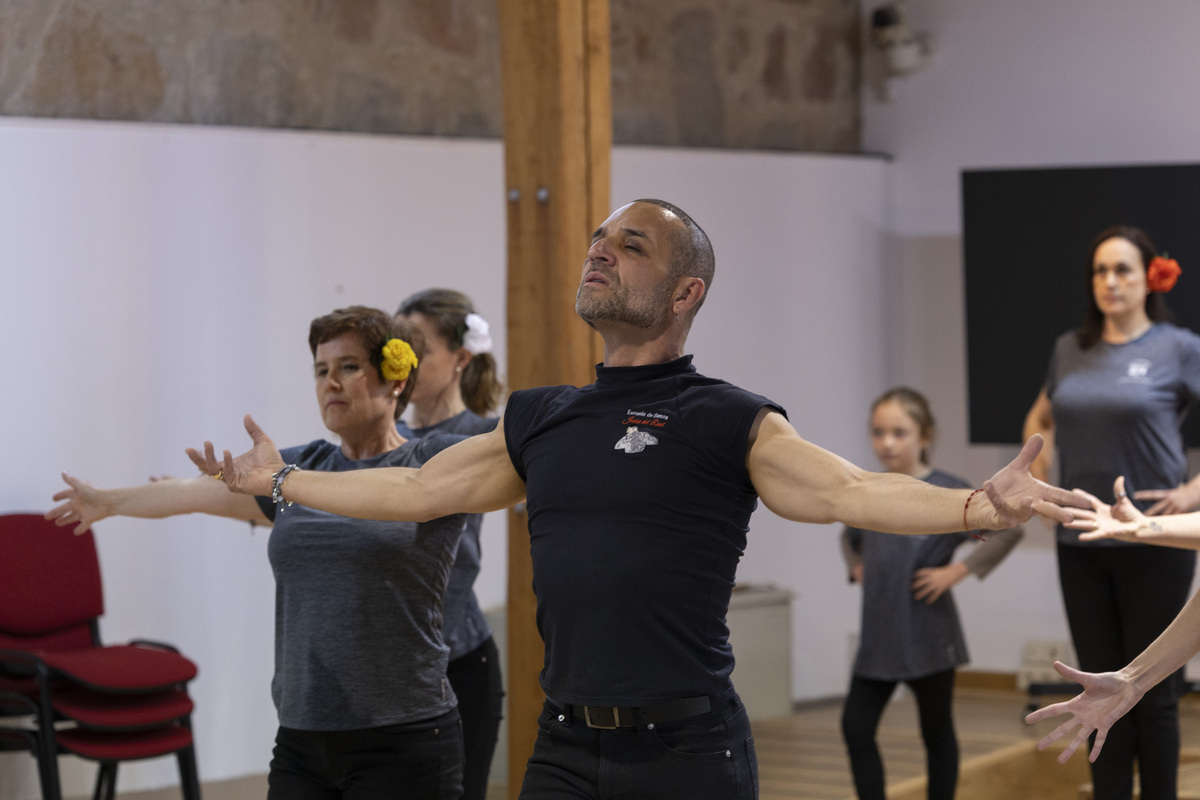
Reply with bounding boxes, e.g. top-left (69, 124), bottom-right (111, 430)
top-left (1076, 225), bottom-right (1174, 350)
top-left (308, 306), bottom-right (425, 420)
top-left (396, 288), bottom-right (503, 415)
top-left (871, 386), bottom-right (935, 464)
